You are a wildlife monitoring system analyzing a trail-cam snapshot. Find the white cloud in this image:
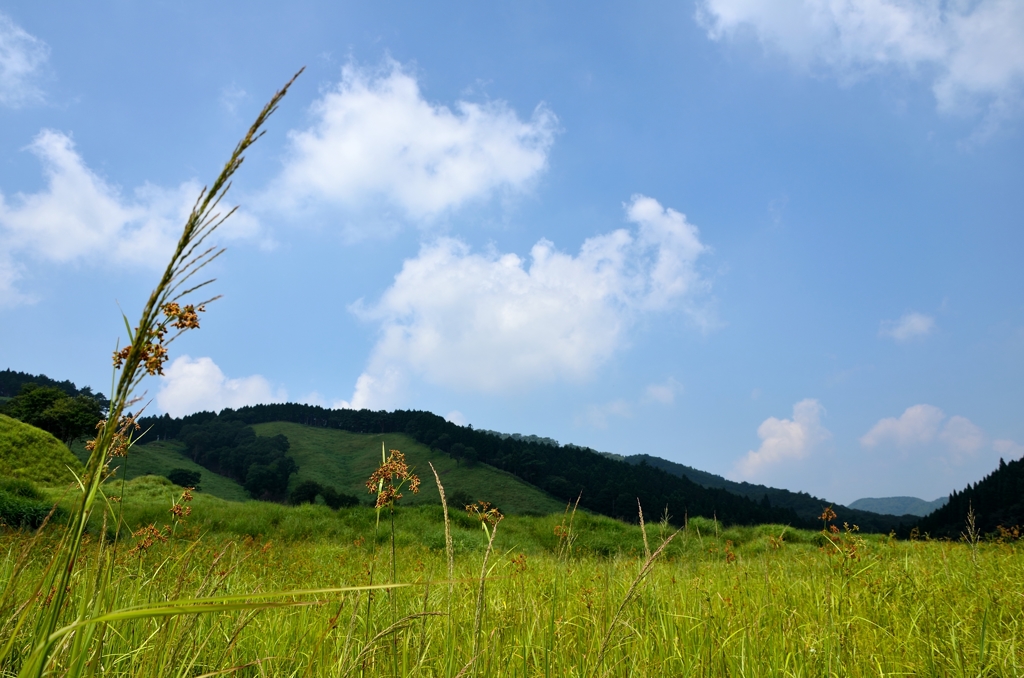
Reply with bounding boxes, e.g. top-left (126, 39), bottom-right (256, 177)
top-left (879, 311), bottom-right (935, 341)
top-left (644, 377), bottom-right (682, 405)
top-left (339, 195), bottom-right (710, 409)
top-left (860, 403), bottom-right (945, 446)
top-left (269, 59), bottom-right (557, 223)
top-left (445, 410), bottom-right (468, 426)
top-left (852, 405), bottom-right (1005, 499)
top-left (938, 414), bottom-right (985, 462)
top-left (0, 12), bottom-right (48, 108)
top-left (697, 0), bottom-right (1024, 120)
top-left (861, 404), bottom-right (986, 462)
top-left (993, 439), bottom-right (1024, 459)
top-left (577, 399), bottom-right (633, 429)
top-left (733, 399), bottom-right (831, 479)
top-left (155, 356), bottom-right (286, 417)
top-left (0, 130), bottom-right (261, 306)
